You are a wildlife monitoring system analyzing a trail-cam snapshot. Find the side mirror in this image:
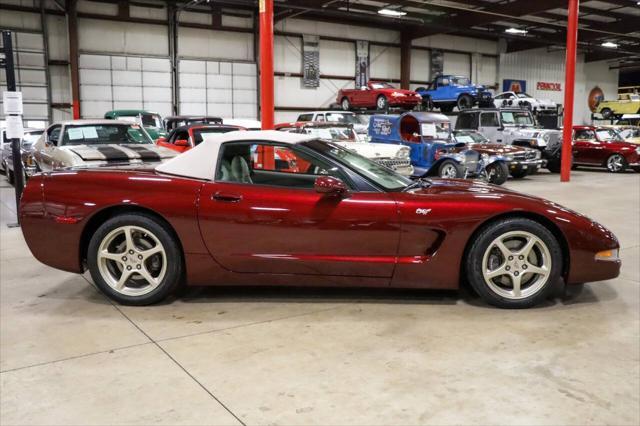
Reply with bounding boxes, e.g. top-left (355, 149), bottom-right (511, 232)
top-left (175, 139), bottom-right (190, 147)
top-left (157, 136), bottom-right (167, 144)
top-left (314, 176), bottom-right (349, 196)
